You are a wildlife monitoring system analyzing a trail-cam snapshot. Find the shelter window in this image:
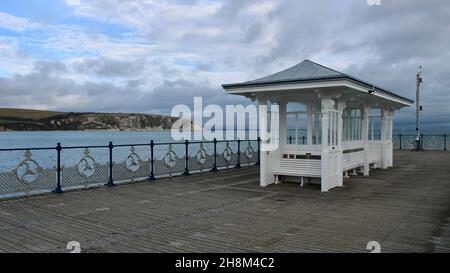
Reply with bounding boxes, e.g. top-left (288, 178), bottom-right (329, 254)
top-left (343, 108), bottom-right (362, 141)
top-left (369, 108), bottom-right (381, 140)
top-left (312, 102), bottom-right (322, 145)
top-left (286, 103), bottom-right (307, 145)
